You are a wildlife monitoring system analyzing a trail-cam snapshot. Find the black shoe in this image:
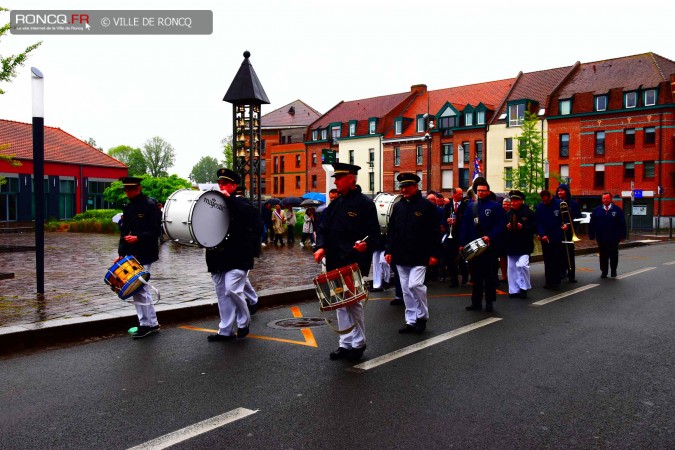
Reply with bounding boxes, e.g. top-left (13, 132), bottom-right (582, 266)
top-left (329, 347), bottom-right (350, 360)
top-left (465, 305), bottom-right (482, 311)
top-left (369, 287), bottom-right (383, 292)
top-left (414, 319), bottom-right (427, 333)
top-left (518, 289), bottom-right (528, 299)
top-left (383, 281), bottom-right (392, 290)
top-left (248, 302), bottom-right (259, 315)
top-left (132, 325), bottom-right (160, 339)
top-left (236, 326), bottom-right (249, 339)
top-left (508, 293), bottom-right (520, 298)
top-left (611, 271), bottom-right (617, 278)
top-left (207, 333), bottom-right (236, 342)
top-left (398, 324), bottom-right (416, 334)
top-left (348, 345), bottom-right (366, 361)
top-left (390, 297), bottom-right (404, 306)
top-left (601, 272), bottom-right (608, 279)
